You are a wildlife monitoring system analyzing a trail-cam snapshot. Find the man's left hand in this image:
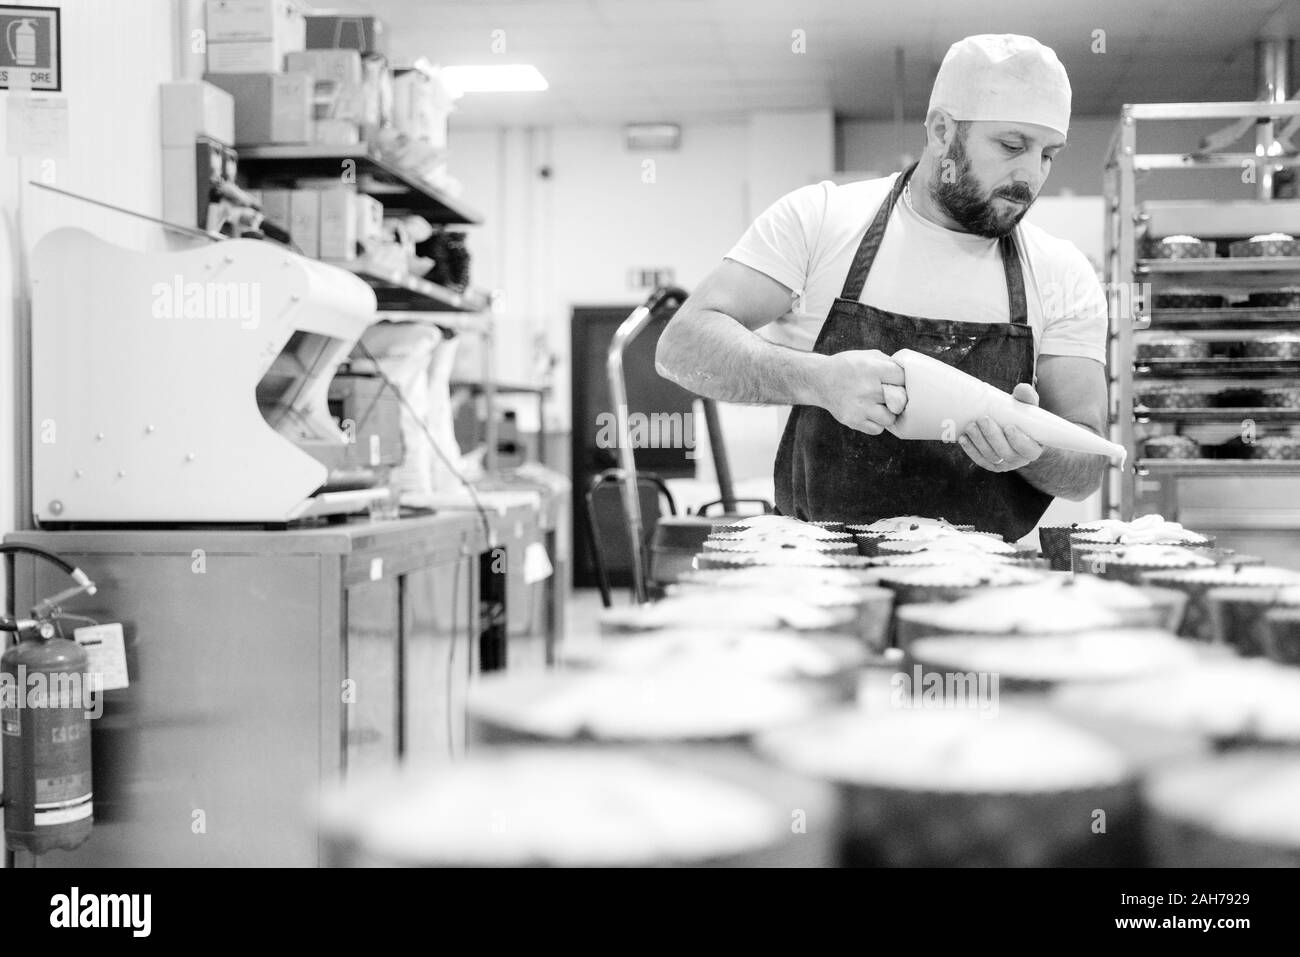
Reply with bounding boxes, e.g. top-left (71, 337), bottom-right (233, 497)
top-left (957, 383), bottom-right (1045, 473)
